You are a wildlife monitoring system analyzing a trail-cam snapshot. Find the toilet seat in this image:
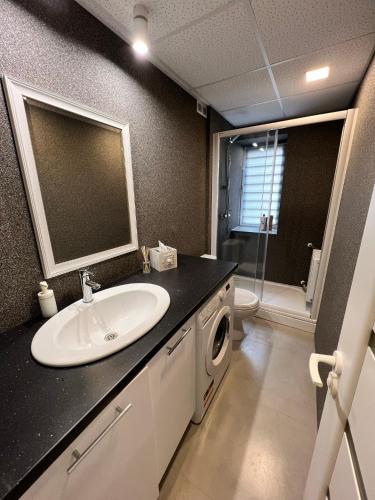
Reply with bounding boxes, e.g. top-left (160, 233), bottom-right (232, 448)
top-left (234, 288), bottom-right (259, 311)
